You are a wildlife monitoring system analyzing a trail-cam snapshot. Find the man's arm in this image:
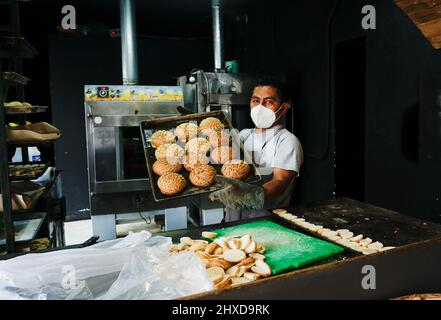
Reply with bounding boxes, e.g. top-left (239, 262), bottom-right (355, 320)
top-left (263, 168), bottom-right (296, 201)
